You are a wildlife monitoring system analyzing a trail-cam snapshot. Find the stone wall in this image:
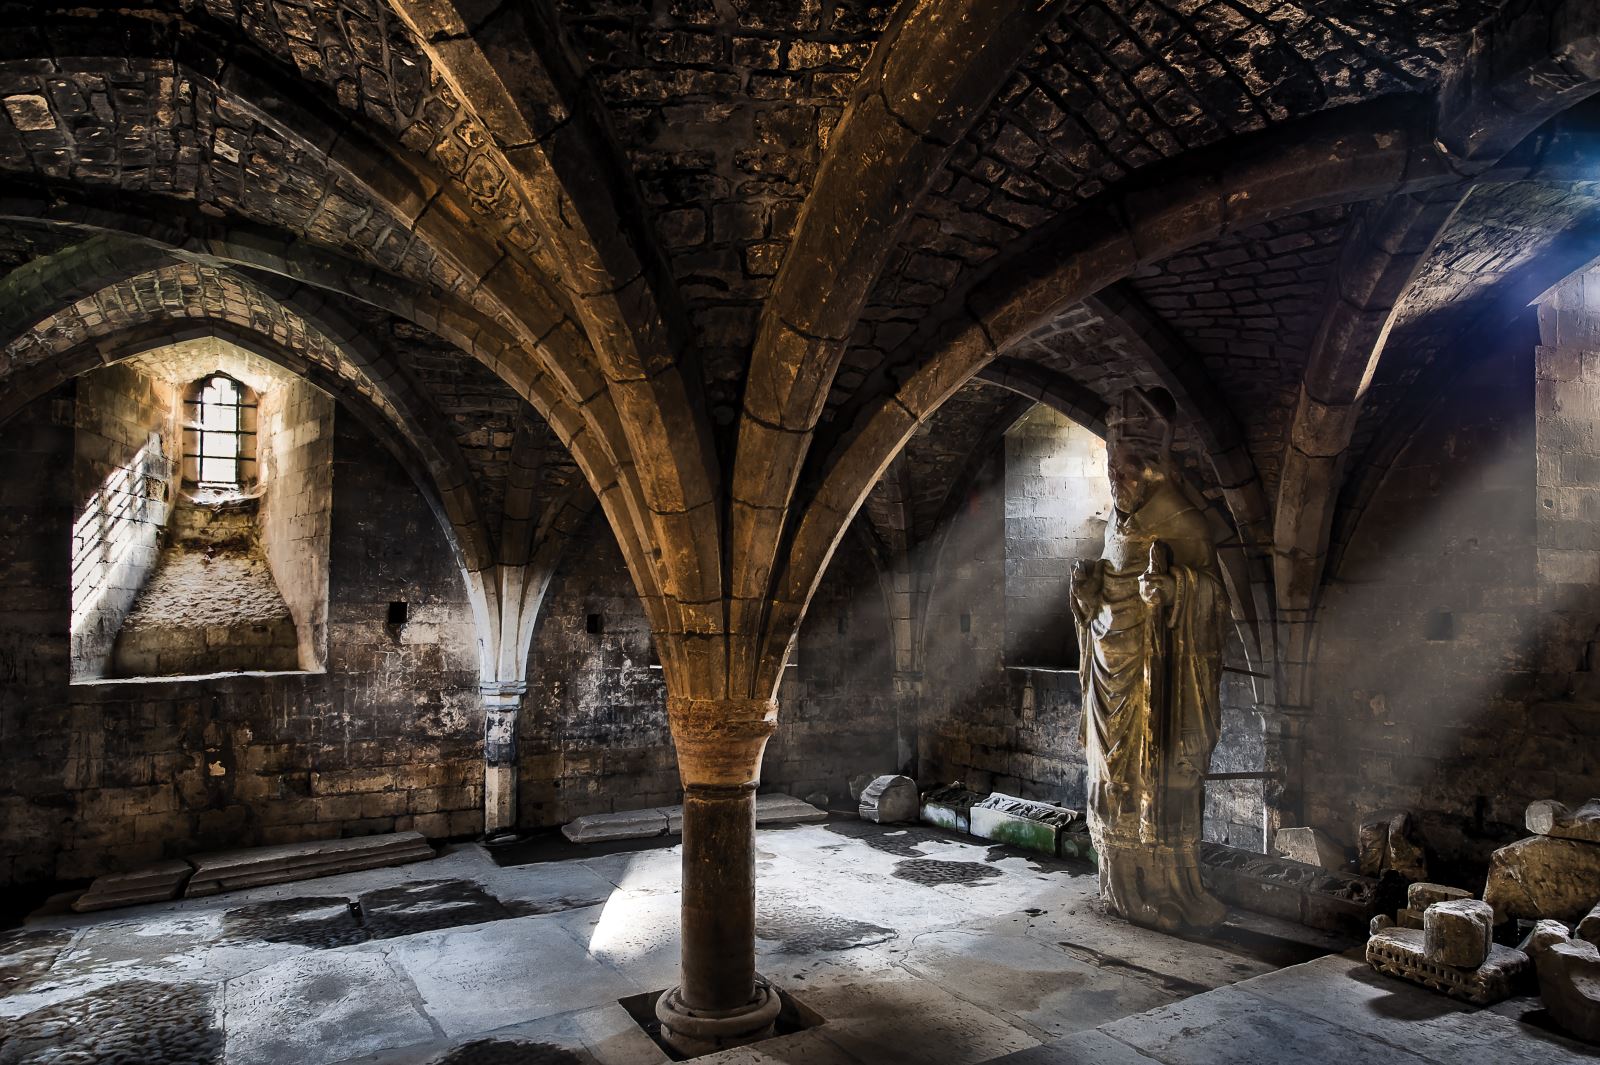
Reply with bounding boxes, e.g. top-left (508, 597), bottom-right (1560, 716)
top-left (258, 379), bottom-right (334, 670)
top-left (69, 365), bottom-right (178, 680)
top-left (1308, 344), bottom-right (1544, 869)
top-left (1003, 406), bottom-right (1111, 669)
top-left (0, 392), bottom-right (484, 885)
top-left (519, 511), bottom-right (899, 828)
